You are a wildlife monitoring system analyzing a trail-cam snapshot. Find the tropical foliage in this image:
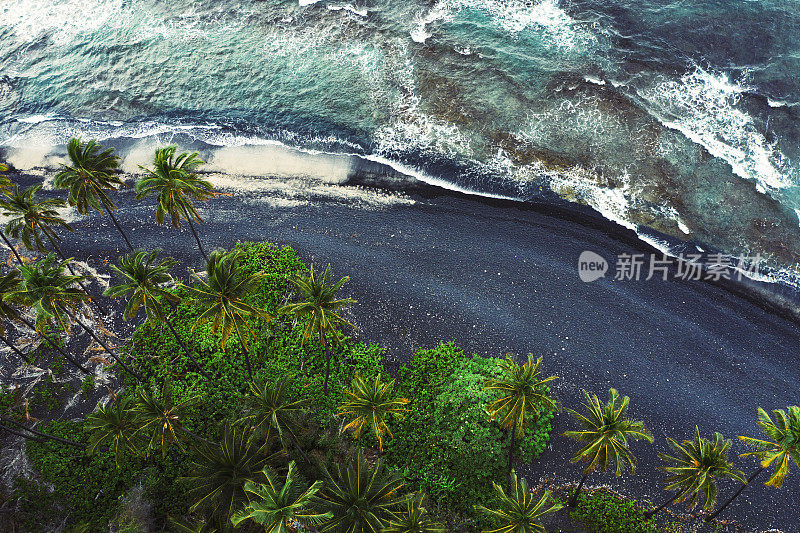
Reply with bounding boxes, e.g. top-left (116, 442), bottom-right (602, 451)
top-left (185, 424), bottom-right (282, 528)
top-left (739, 406), bottom-right (800, 488)
top-left (485, 355), bottom-right (558, 478)
top-left (656, 427), bottom-right (744, 511)
top-left (186, 250), bottom-right (270, 381)
top-left (338, 371), bottom-right (409, 451)
top-left (135, 146), bottom-right (216, 259)
top-left (564, 388), bottom-right (653, 506)
top-left (316, 451), bottom-right (406, 533)
top-left (1, 140), bottom-right (790, 533)
top-left (54, 138), bottom-right (132, 249)
top-left (384, 493), bottom-right (446, 533)
top-left (0, 184), bottom-right (72, 253)
top-left (229, 461), bottom-right (331, 532)
top-left (475, 470), bottom-right (562, 533)
top-left (279, 264), bottom-right (354, 394)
